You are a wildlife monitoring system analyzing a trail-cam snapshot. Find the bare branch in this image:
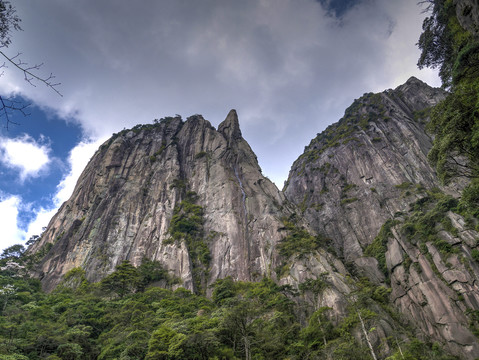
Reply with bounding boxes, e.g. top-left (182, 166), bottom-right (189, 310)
top-left (0, 95), bottom-right (30, 129)
top-left (0, 50), bottom-right (62, 96)
top-left (0, 0), bottom-right (57, 129)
